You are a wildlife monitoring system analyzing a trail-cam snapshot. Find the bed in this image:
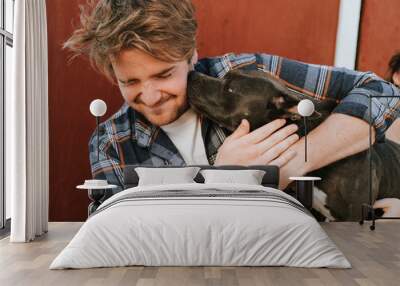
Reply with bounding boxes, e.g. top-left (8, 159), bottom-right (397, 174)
top-left (50, 165), bottom-right (350, 269)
